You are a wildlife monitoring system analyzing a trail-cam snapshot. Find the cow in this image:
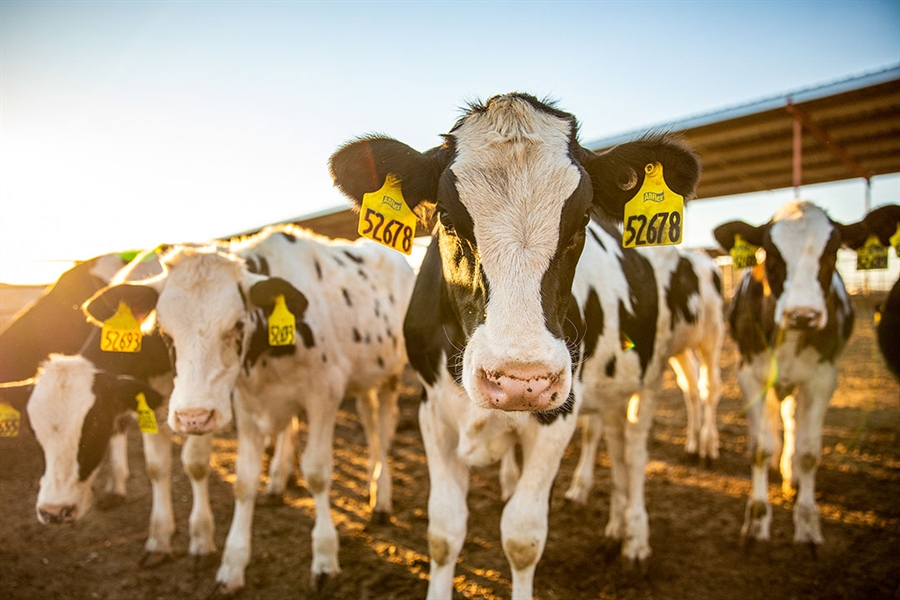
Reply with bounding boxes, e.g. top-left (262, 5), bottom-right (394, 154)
top-left (83, 225), bottom-right (416, 594)
top-left (1, 252), bottom-right (153, 505)
top-left (565, 247), bottom-right (725, 505)
top-left (713, 200), bottom-right (872, 550)
top-left (330, 92), bottom-right (701, 599)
